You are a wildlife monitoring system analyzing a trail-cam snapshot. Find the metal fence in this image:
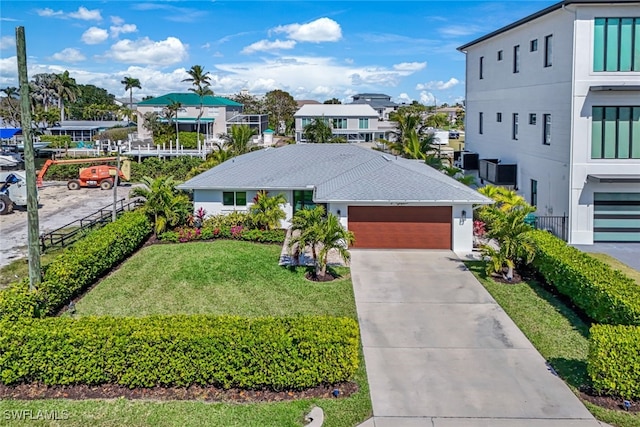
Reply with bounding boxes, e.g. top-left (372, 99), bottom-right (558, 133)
top-left (534, 215), bottom-right (568, 241)
top-left (39, 198), bottom-right (143, 252)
